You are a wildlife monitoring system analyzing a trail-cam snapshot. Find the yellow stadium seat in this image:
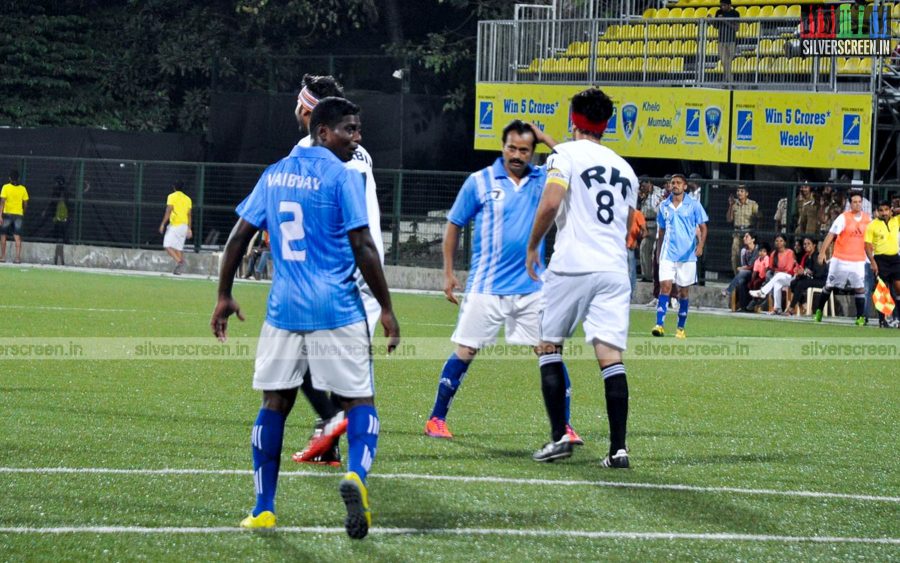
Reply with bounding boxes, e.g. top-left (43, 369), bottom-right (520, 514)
top-left (734, 57), bottom-right (746, 74)
top-left (837, 58), bottom-right (853, 75)
top-left (695, 7), bottom-right (709, 17)
top-left (643, 8), bottom-right (656, 19)
top-left (760, 6), bottom-right (774, 17)
top-left (746, 6), bottom-right (760, 17)
top-left (893, 4), bottom-right (900, 19)
top-left (759, 39), bottom-right (772, 54)
top-left (669, 8), bottom-right (683, 18)
top-left (684, 23), bottom-right (698, 37)
top-left (682, 7), bottom-right (696, 18)
top-left (858, 57), bottom-right (872, 73)
top-left (759, 57), bottom-right (773, 73)
top-left (656, 7), bottom-right (669, 18)
top-left (604, 25), bottom-right (619, 39)
top-left (787, 5), bottom-right (800, 17)
top-left (735, 6), bottom-right (746, 16)
top-left (706, 39), bottom-right (718, 54)
top-left (747, 57), bottom-right (758, 72)
top-left (773, 5), bottom-right (787, 17)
